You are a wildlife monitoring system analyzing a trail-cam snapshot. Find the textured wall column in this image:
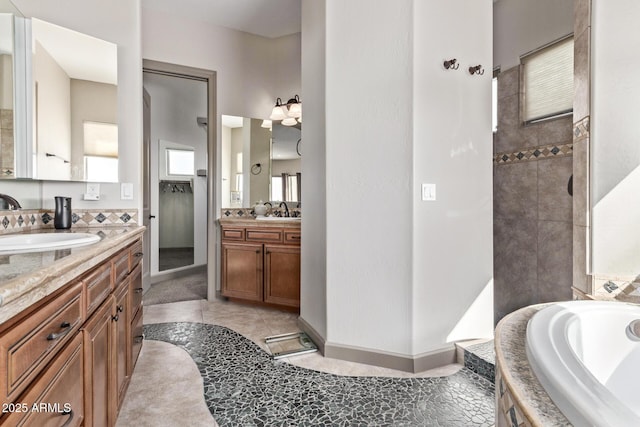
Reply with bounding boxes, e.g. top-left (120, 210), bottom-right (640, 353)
top-left (572, 0), bottom-right (592, 297)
